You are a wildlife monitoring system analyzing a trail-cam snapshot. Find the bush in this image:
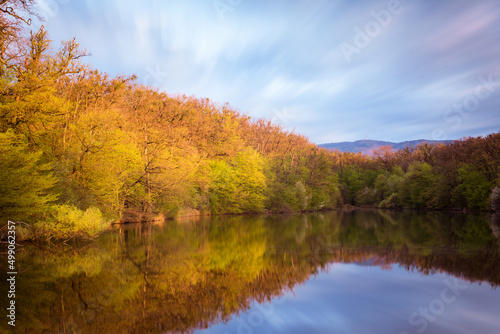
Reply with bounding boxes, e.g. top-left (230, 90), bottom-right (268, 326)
top-left (35, 205), bottom-right (110, 240)
top-left (379, 193), bottom-right (399, 209)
